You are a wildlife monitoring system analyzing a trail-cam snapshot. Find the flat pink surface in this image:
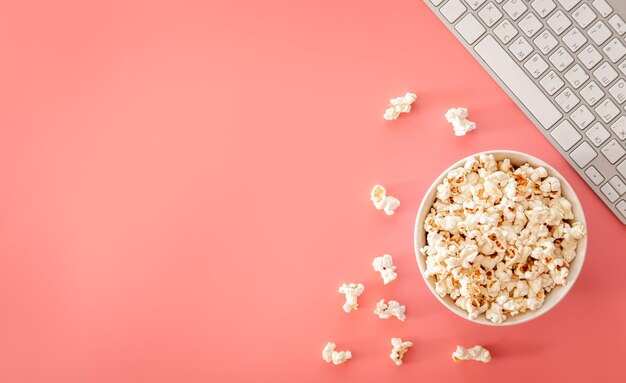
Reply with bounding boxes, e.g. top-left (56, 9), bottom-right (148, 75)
top-left (1, 0), bottom-right (625, 382)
